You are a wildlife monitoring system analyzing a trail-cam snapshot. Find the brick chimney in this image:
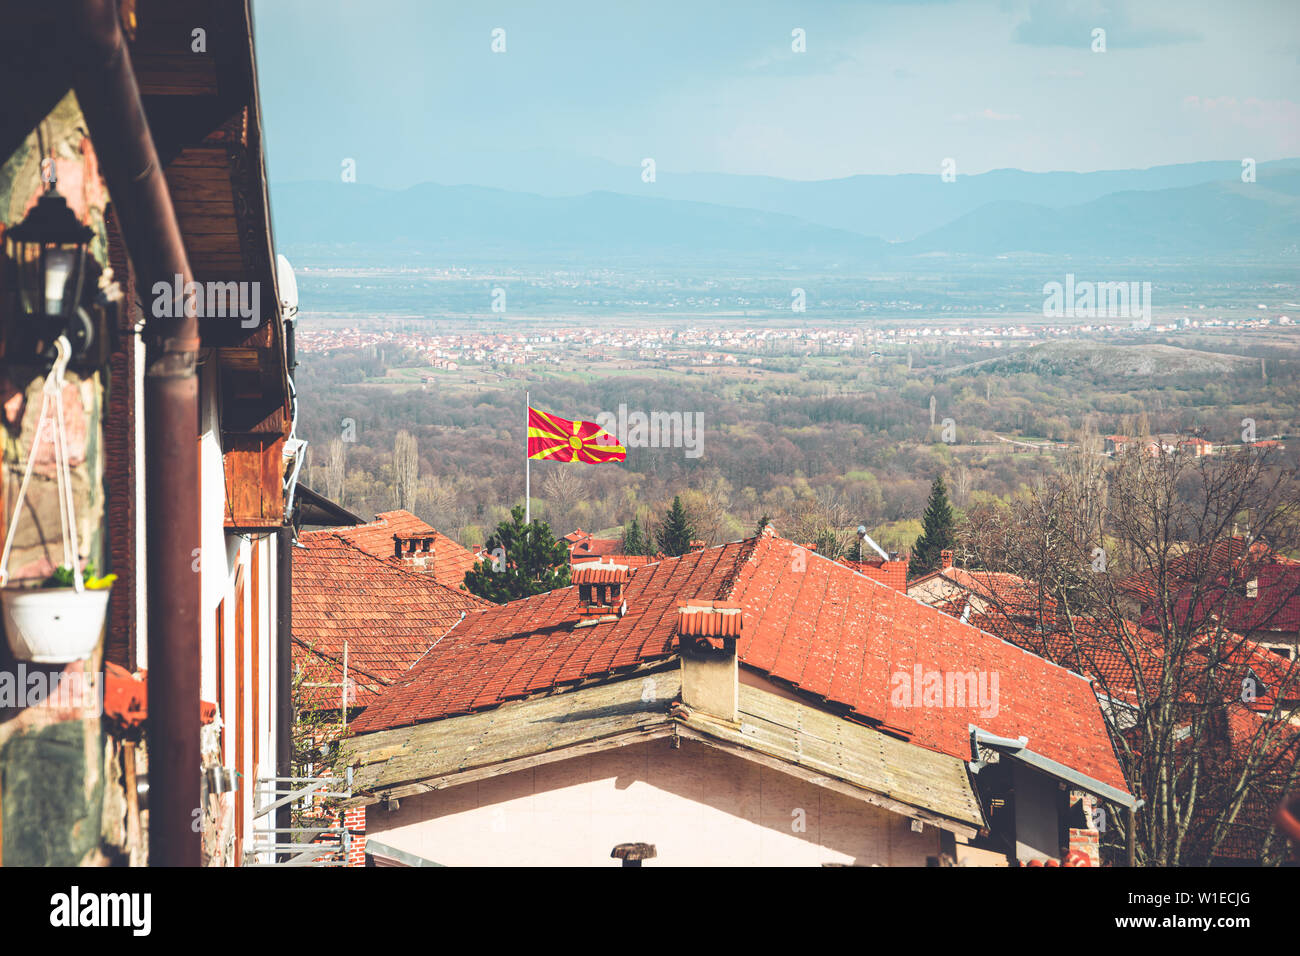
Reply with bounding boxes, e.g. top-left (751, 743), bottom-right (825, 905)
top-left (573, 562), bottom-right (630, 621)
top-left (1065, 792), bottom-right (1100, 866)
top-left (393, 534), bottom-right (437, 573)
top-left (677, 601), bottom-right (742, 722)
top-left (940, 549), bottom-right (954, 571)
